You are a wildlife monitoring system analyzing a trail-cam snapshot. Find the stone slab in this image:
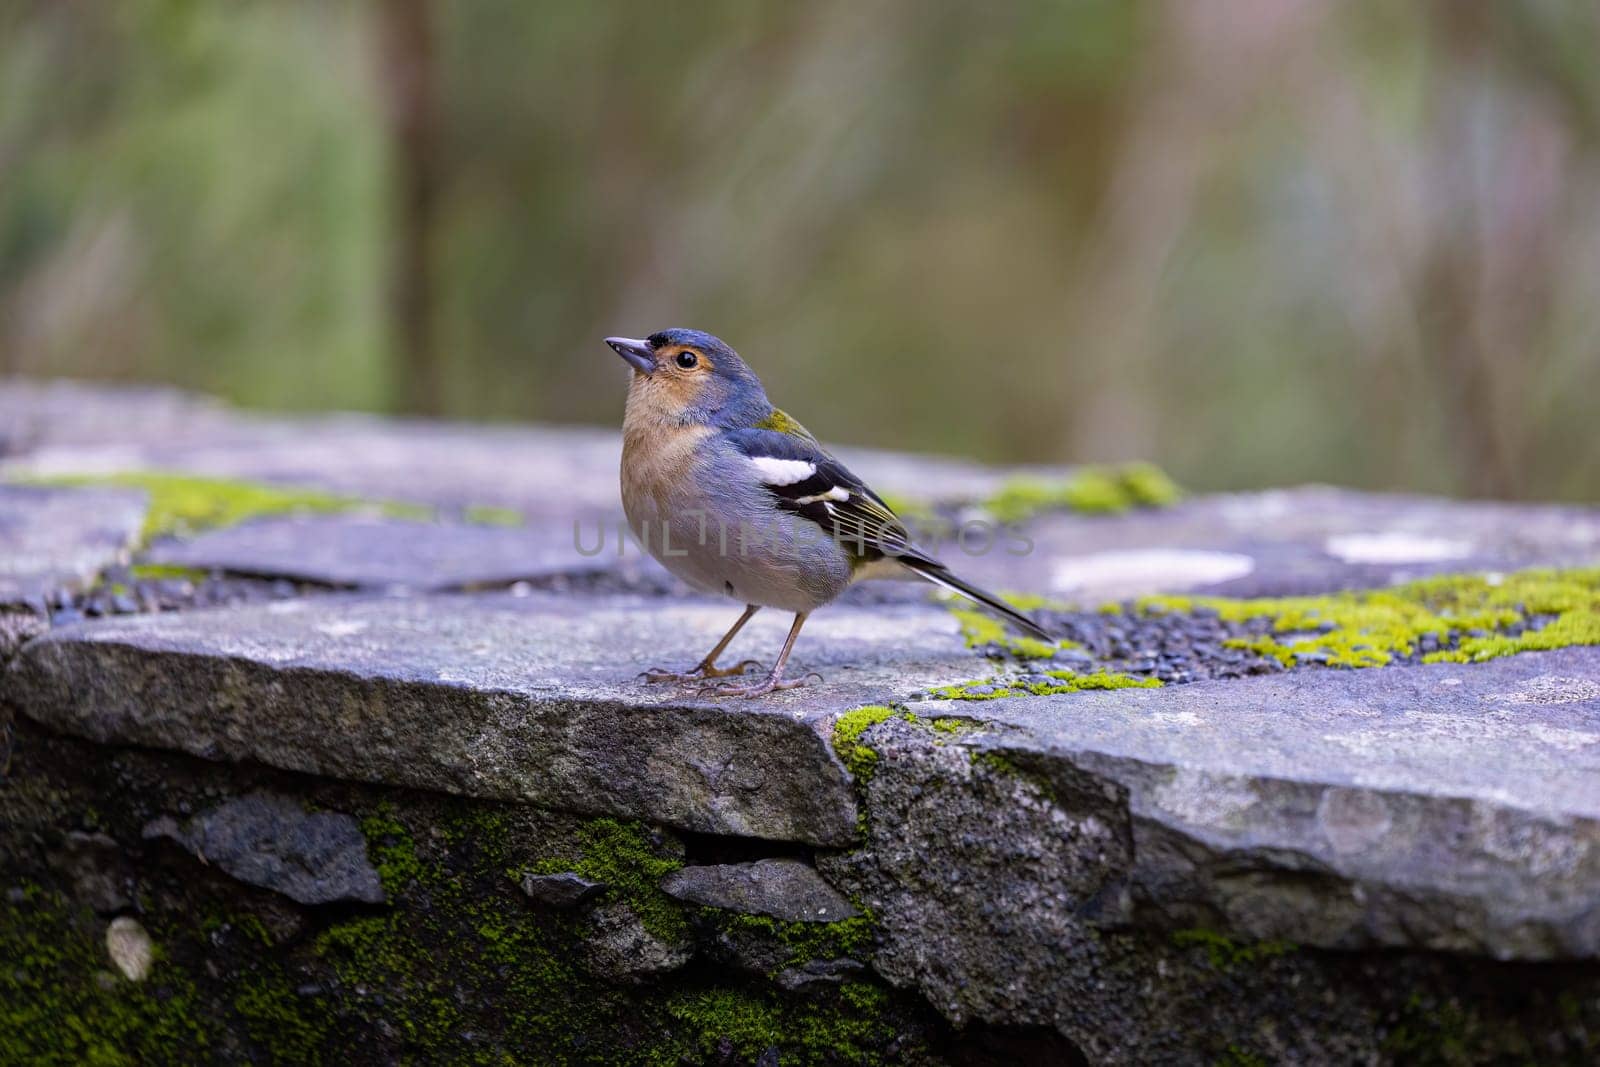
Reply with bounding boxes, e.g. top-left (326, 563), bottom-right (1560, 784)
top-left (0, 485), bottom-right (148, 604)
top-left (141, 514), bottom-right (660, 591)
top-left (943, 486), bottom-right (1600, 602)
top-left (0, 378), bottom-right (229, 458)
top-left (915, 646), bottom-right (1600, 960)
top-left (4, 593), bottom-right (992, 846)
top-left (1, 381), bottom-right (1047, 520)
